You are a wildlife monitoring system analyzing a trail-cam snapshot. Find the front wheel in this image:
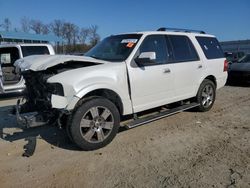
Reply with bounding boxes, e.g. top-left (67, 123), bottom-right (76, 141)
top-left (195, 79), bottom-right (216, 112)
top-left (69, 97), bottom-right (120, 150)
